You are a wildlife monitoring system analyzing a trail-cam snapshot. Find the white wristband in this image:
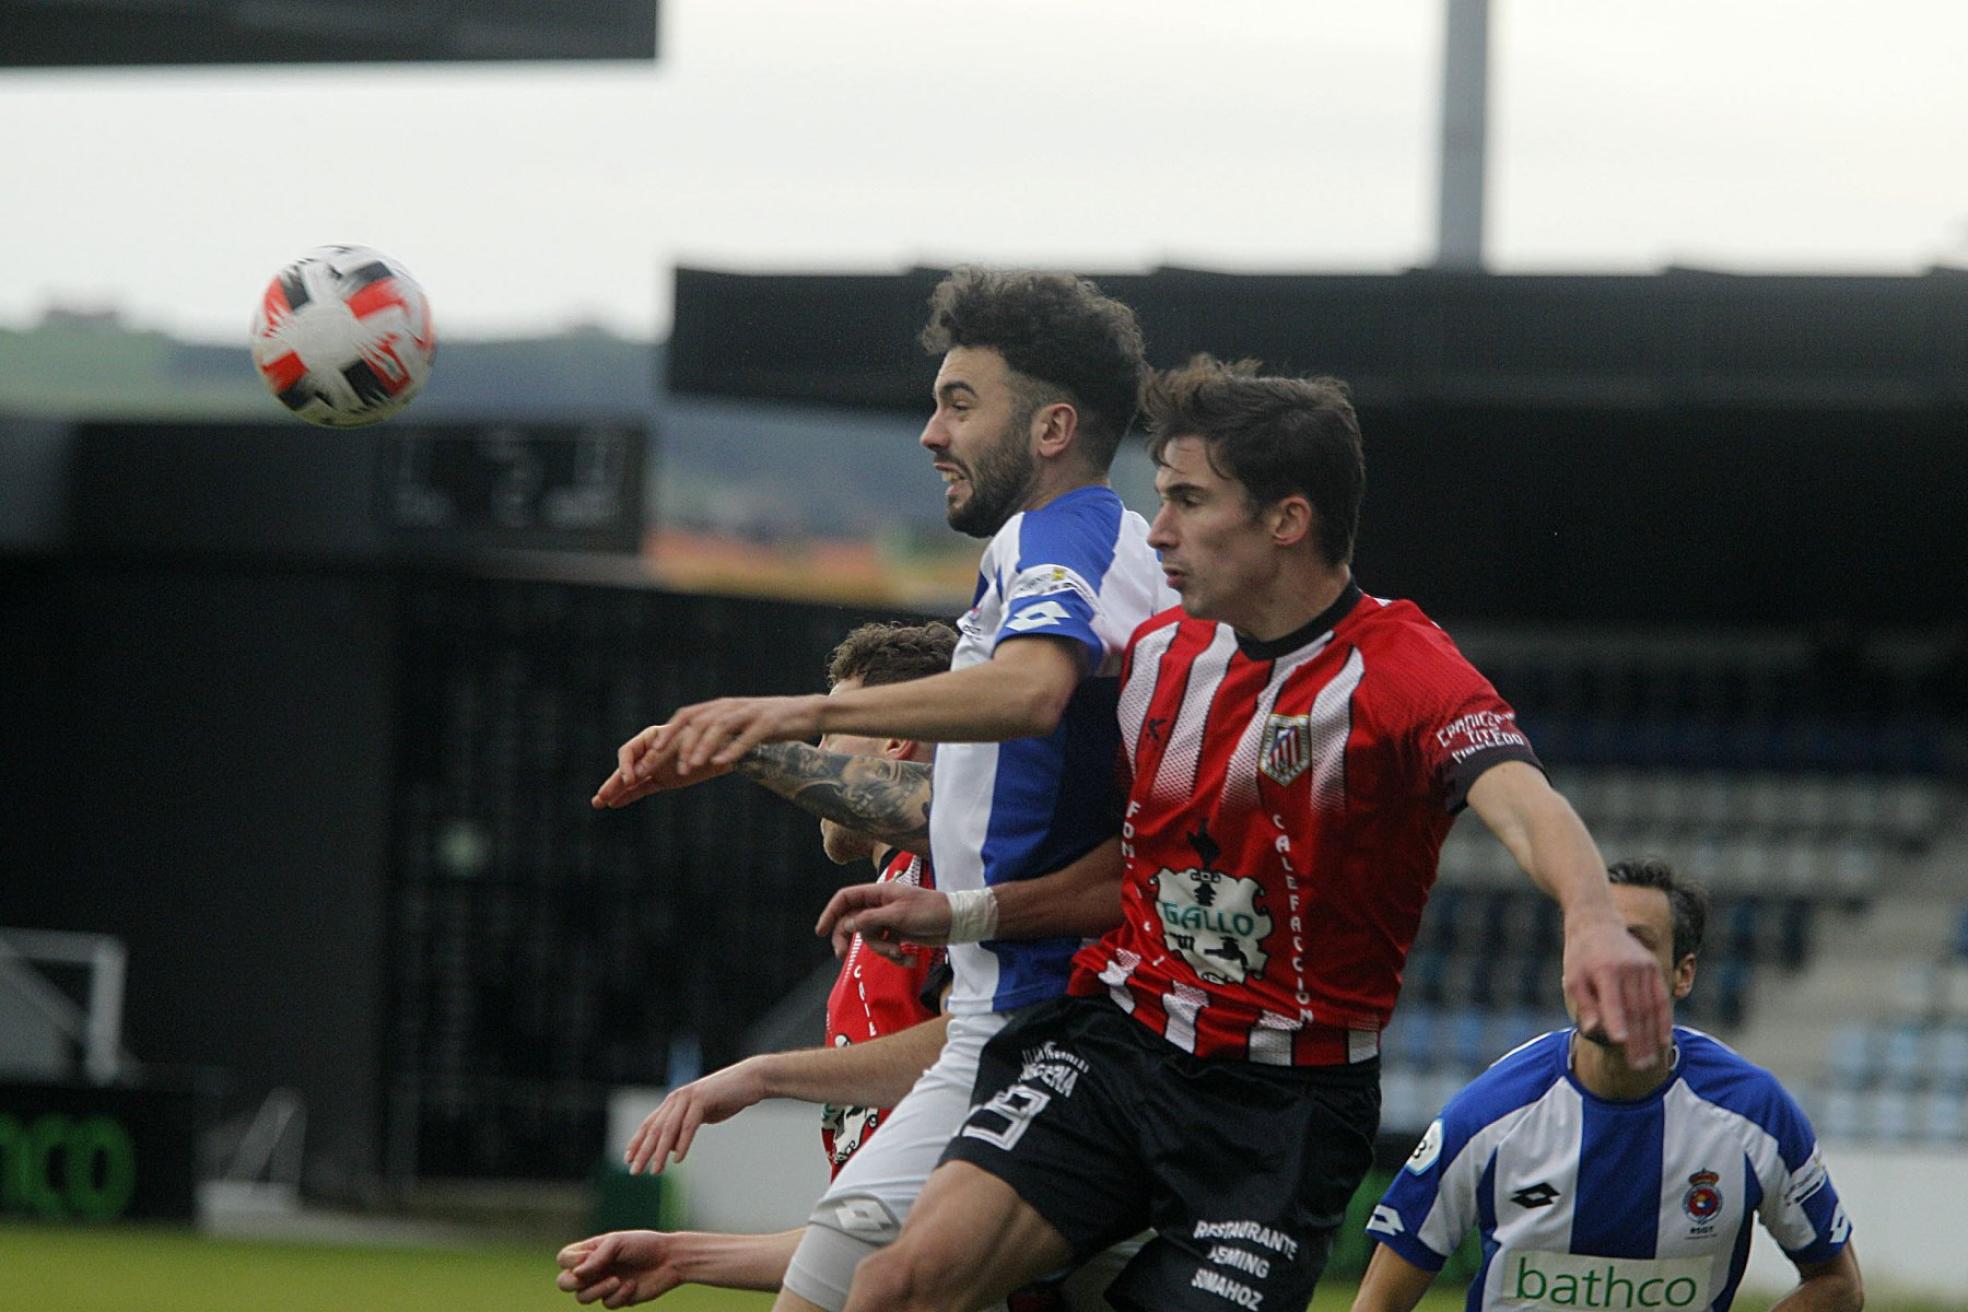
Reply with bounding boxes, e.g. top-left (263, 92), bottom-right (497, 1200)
top-left (943, 888), bottom-right (1000, 944)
